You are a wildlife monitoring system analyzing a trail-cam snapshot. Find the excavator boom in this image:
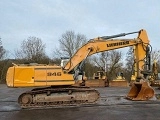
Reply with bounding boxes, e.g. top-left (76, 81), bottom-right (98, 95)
top-left (64, 29), bottom-right (149, 74)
